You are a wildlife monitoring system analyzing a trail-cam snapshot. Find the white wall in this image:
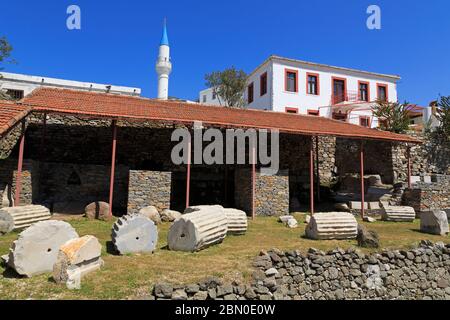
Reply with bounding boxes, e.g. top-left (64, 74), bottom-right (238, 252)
top-left (245, 61), bottom-right (272, 111)
top-left (199, 87), bottom-right (226, 106)
top-left (198, 56), bottom-right (400, 128)
top-left (271, 60), bottom-right (398, 116)
top-left (0, 72), bottom-right (141, 98)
